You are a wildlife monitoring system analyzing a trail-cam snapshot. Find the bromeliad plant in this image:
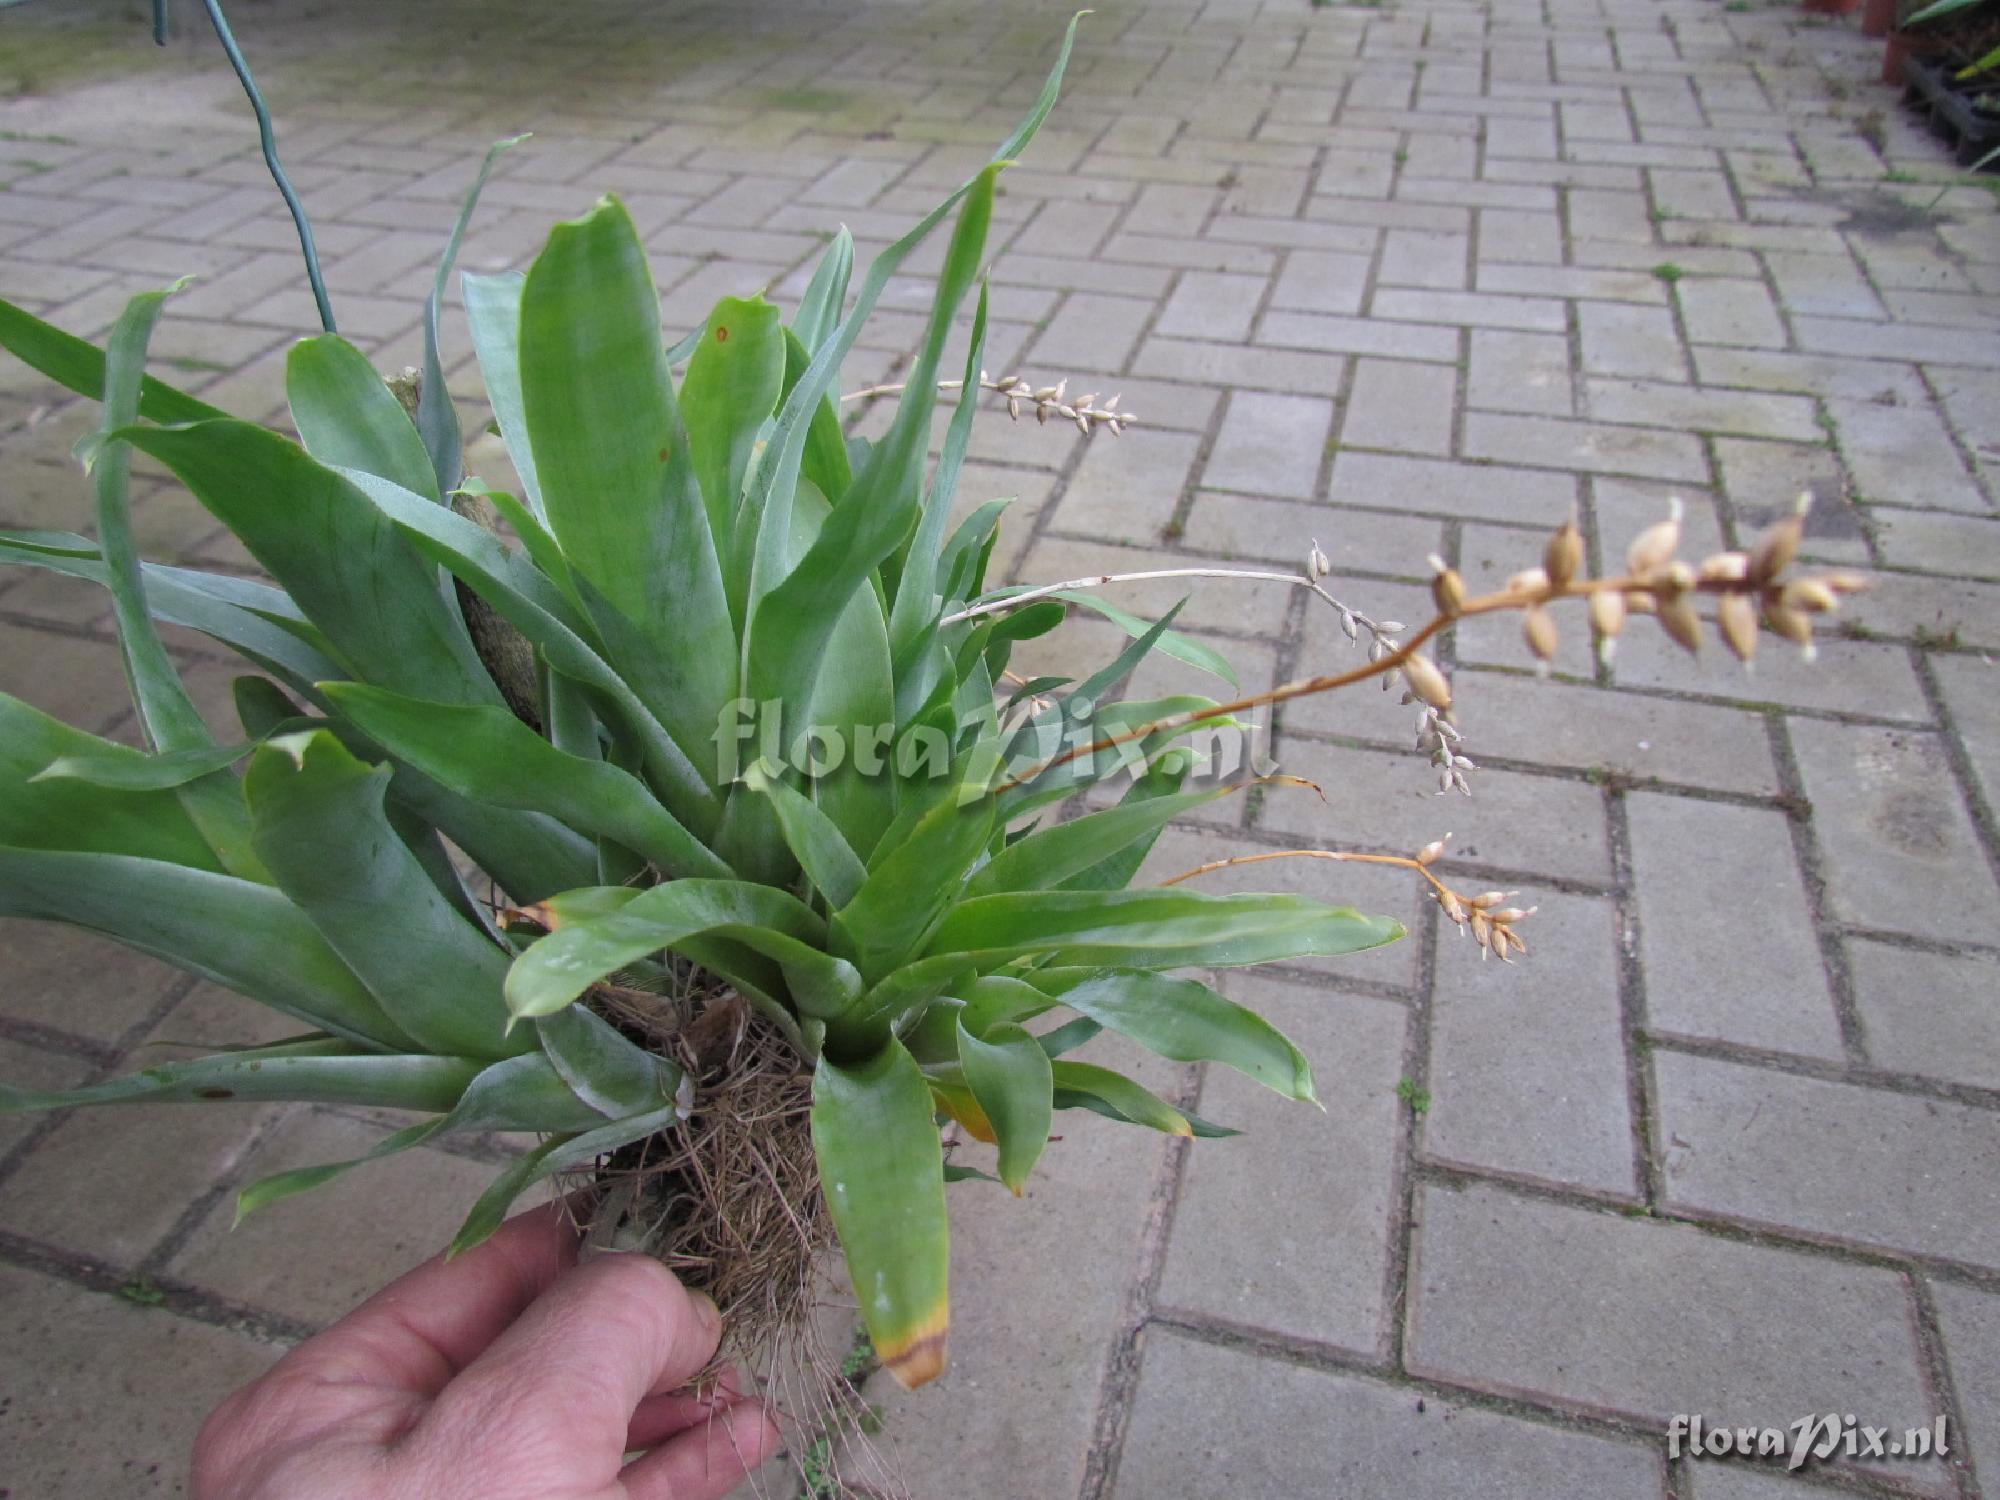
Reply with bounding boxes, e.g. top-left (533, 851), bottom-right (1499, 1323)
top-left (0, 15), bottom-right (1871, 1407)
top-left (0, 24), bottom-right (1402, 1391)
